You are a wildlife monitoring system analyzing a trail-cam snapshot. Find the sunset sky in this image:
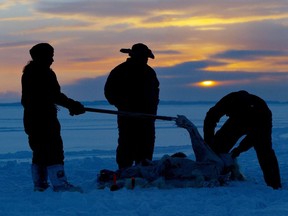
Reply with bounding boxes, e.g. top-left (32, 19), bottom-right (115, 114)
top-left (1, 0), bottom-right (288, 102)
